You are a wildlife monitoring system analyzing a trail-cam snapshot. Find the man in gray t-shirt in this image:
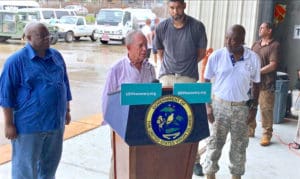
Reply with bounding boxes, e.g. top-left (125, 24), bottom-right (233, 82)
top-left (155, 0), bottom-right (207, 87)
